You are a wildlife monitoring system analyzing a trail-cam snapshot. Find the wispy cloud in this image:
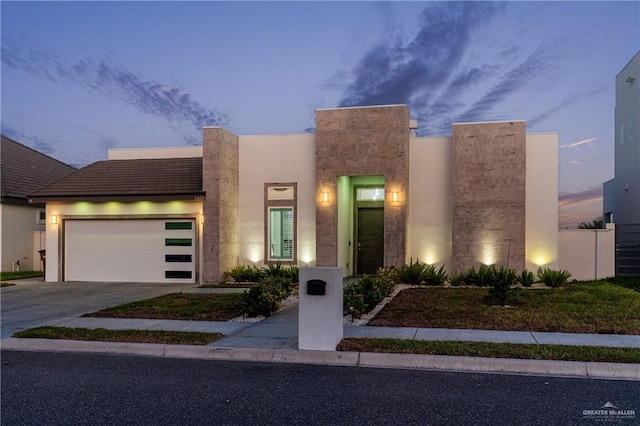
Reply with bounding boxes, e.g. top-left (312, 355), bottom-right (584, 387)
top-left (559, 138), bottom-right (596, 149)
top-left (1, 123), bottom-right (54, 155)
top-left (561, 159), bottom-right (581, 165)
top-left (1, 37), bottom-right (229, 134)
top-left (334, 3), bottom-right (589, 135)
top-left (338, 3), bottom-right (502, 111)
top-left (558, 186), bottom-right (602, 208)
top-left (558, 186), bottom-right (603, 228)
